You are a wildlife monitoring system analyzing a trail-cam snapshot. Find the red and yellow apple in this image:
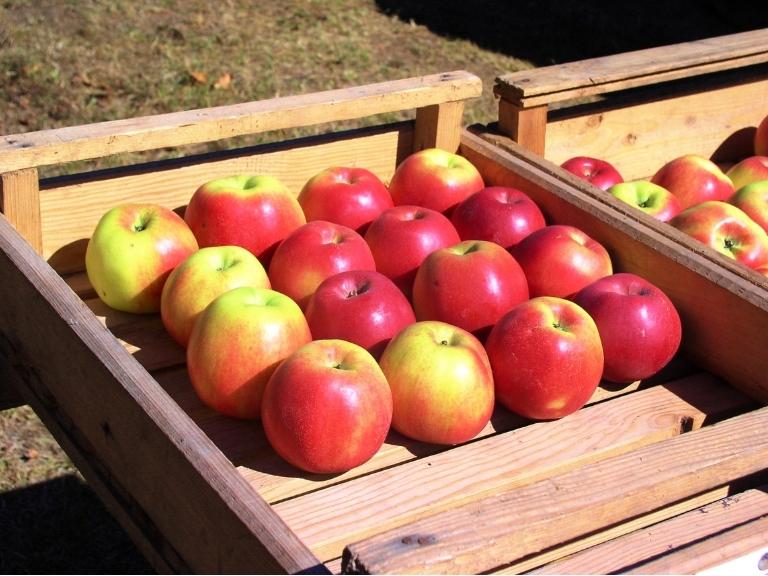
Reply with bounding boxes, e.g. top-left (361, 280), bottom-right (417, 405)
top-left (650, 154), bottom-right (734, 210)
top-left (85, 203), bottom-right (199, 314)
top-left (729, 180), bottom-right (768, 234)
top-left (726, 156), bottom-right (768, 191)
top-left (561, 156), bottom-right (624, 191)
top-left (607, 181), bottom-right (683, 222)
